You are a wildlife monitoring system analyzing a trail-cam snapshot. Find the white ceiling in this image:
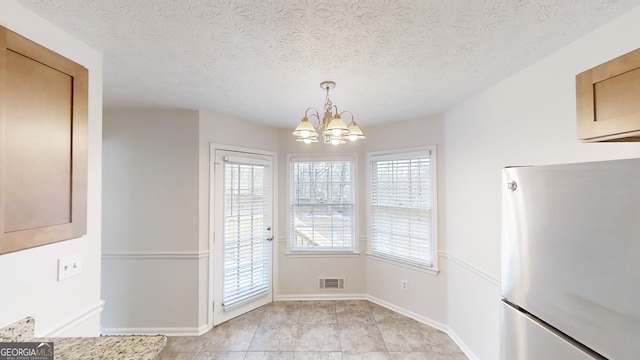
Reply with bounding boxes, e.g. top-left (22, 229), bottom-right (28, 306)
top-left (17, 0), bottom-right (640, 128)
